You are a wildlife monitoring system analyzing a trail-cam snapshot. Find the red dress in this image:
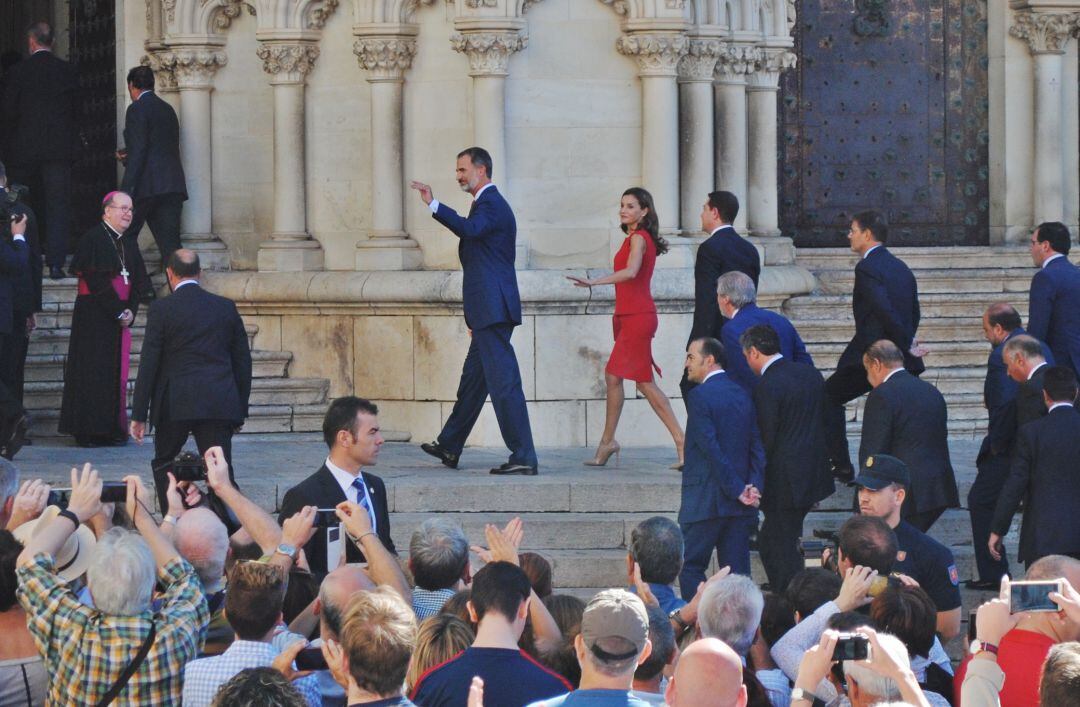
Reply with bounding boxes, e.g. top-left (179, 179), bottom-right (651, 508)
top-left (606, 230), bottom-right (660, 382)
